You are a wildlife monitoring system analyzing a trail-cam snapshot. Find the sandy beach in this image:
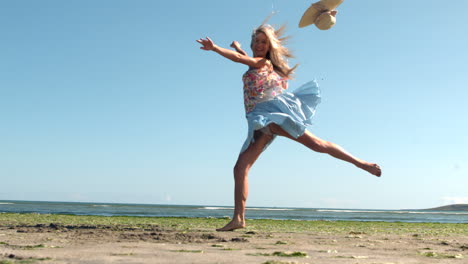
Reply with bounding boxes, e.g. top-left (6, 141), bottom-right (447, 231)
top-left (0, 213), bottom-right (466, 263)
